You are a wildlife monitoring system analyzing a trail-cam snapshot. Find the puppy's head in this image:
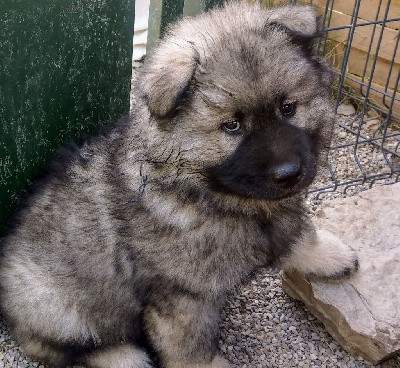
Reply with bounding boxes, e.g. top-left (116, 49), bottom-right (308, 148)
top-left (137, 1), bottom-right (335, 201)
